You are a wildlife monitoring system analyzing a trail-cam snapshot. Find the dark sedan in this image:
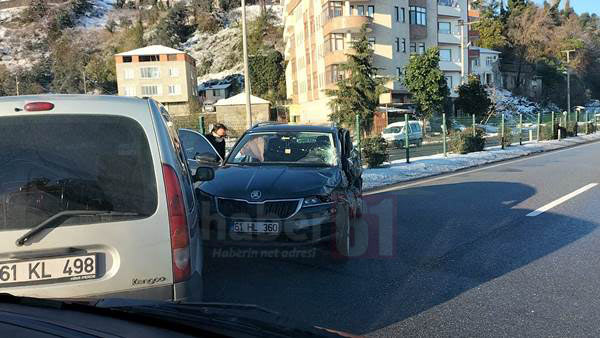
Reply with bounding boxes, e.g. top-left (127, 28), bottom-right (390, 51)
top-left (186, 124), bottom-right (363, 258)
